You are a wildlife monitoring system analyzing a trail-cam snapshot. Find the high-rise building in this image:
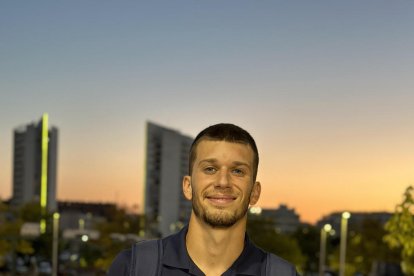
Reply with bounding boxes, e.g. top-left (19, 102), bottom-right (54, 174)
top-left (11, 114), bottom-right (58, 213)
top-left (144, 122), bottom-right (193, 237)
